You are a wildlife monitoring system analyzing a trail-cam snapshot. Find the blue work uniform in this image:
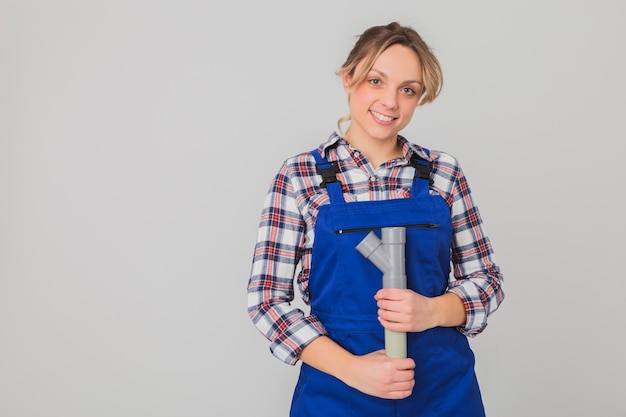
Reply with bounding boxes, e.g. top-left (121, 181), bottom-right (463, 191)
top-left (289, 149), bottom-right (485, 417)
